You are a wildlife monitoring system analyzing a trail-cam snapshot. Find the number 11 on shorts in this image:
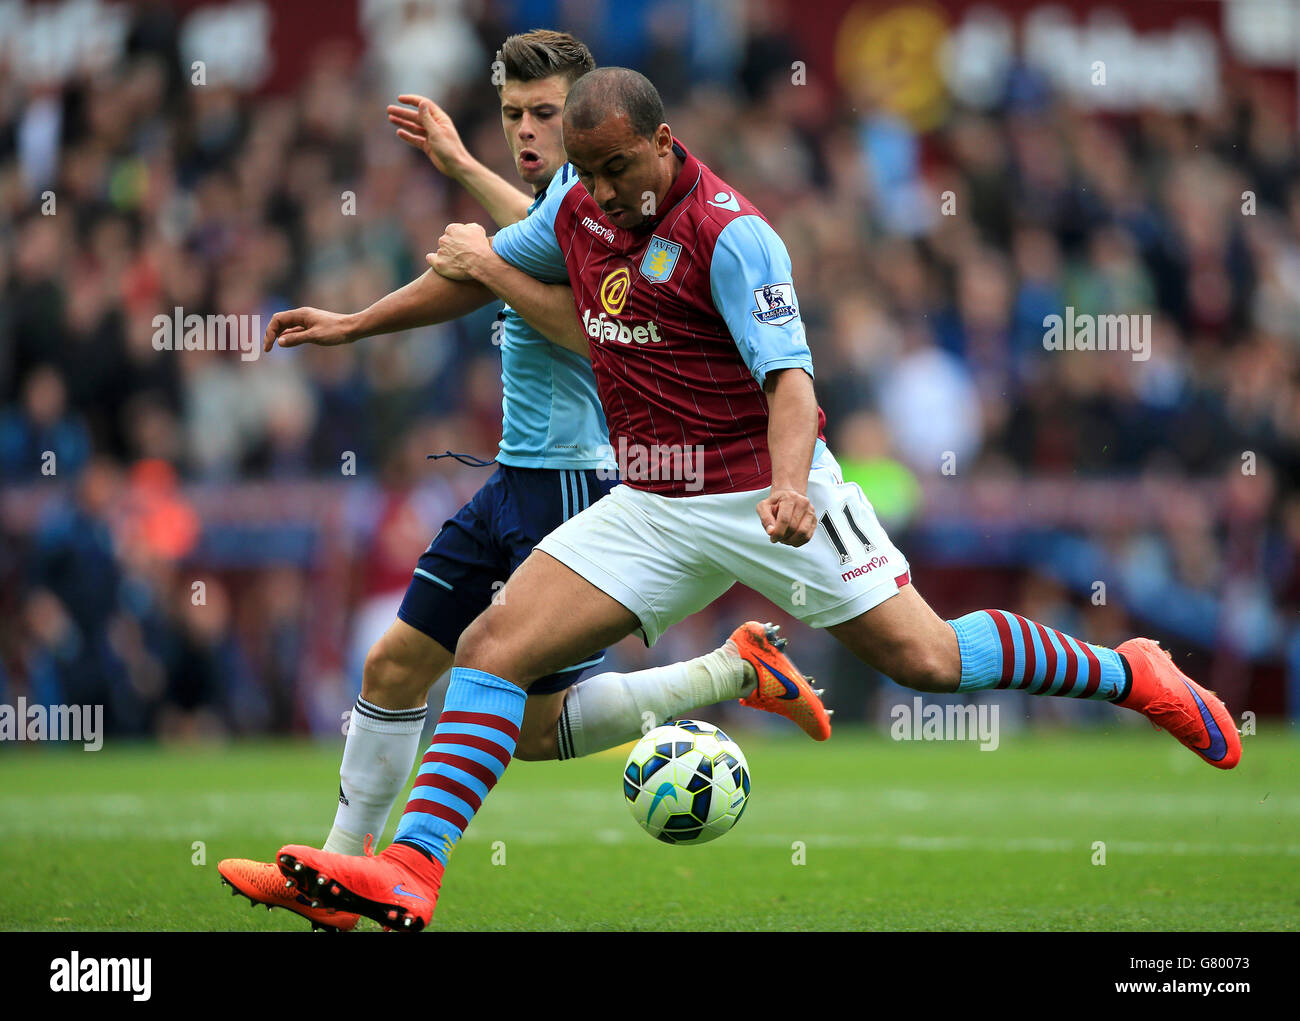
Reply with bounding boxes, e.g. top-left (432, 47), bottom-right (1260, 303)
top-left (819, 507), bottom-right (876, 566)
